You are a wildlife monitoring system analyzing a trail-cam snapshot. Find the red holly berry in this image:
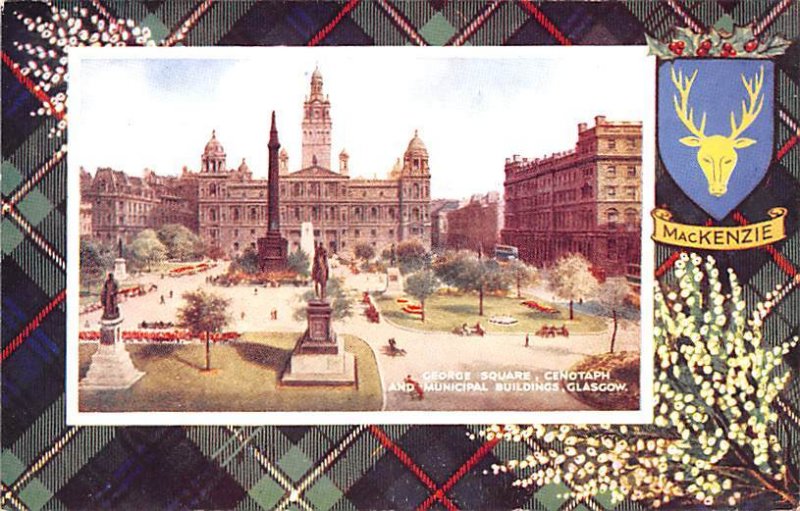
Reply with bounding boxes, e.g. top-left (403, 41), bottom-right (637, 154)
top-left (727, 48), bottom-right (737, 57)
top-left (744, 39), bottom-right (758, 52)
top-left (675, 40), bottom-right (685, 49)
top-left (722, 42), bottom-right (733, 52)
top-left (700, 40), bottom-right (712, 50)
top-left (669, 42), bottom-right (684, 55)
top-left (696, 47), bottom-right (709, 57)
